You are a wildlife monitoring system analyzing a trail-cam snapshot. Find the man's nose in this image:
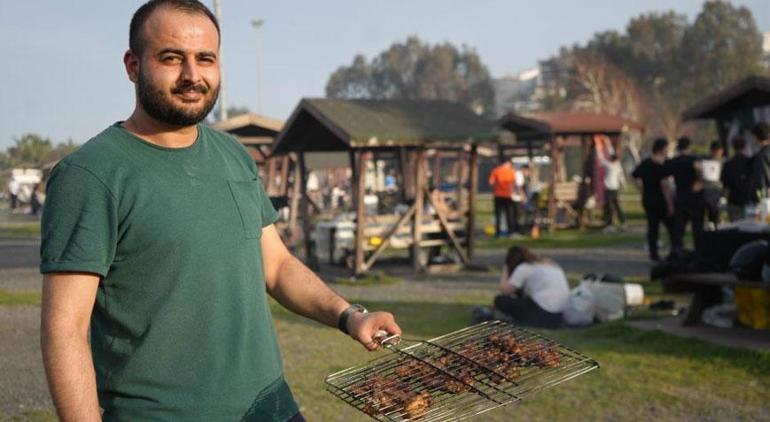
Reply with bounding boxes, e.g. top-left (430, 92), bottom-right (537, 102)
top-left (180, 59), bottom-right (201, 83)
